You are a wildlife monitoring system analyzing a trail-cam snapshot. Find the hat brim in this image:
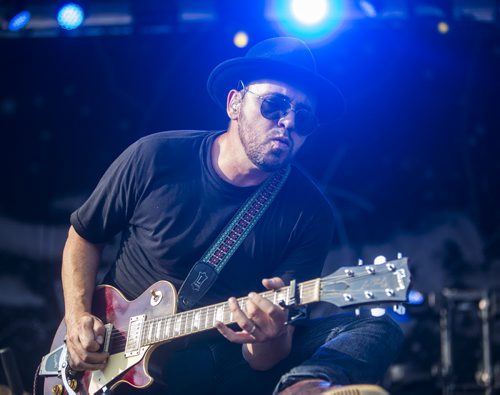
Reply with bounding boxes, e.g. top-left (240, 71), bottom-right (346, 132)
top-left (207, 57), bottom-right (346, 122)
